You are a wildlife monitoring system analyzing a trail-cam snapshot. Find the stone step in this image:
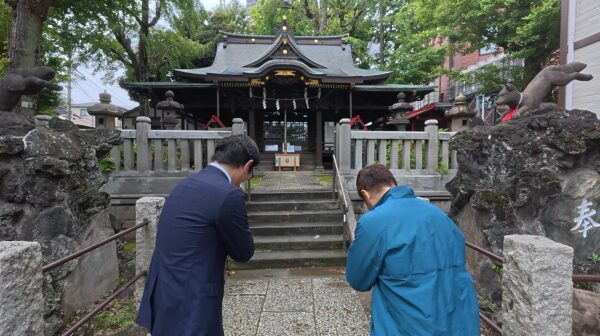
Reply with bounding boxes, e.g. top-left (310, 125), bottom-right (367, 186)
top-left (229, 249), bottom-right (347, 270)
top-left (250, 222), bottom-right (344, 236)
top-left (248, 190), bottom-right (335, 202)
top-left (254, 234), bottom-right (344, 251)
top-left (247, 200), bottom-right (340, 212)
top-left (249, 210), bottom-right (342, 224)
